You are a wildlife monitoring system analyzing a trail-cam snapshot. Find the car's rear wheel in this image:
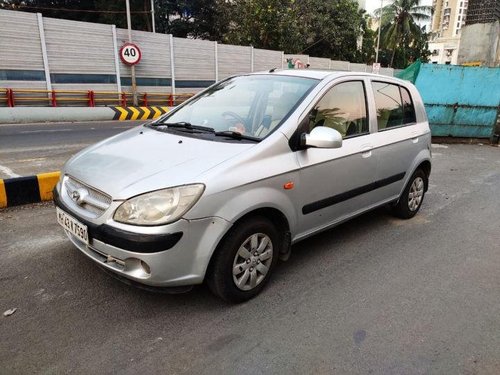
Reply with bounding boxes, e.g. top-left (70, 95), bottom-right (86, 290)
top-left (207, 216), bottom-right (280, 303)
top-left (392, 169), bottom-right (427, 219)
